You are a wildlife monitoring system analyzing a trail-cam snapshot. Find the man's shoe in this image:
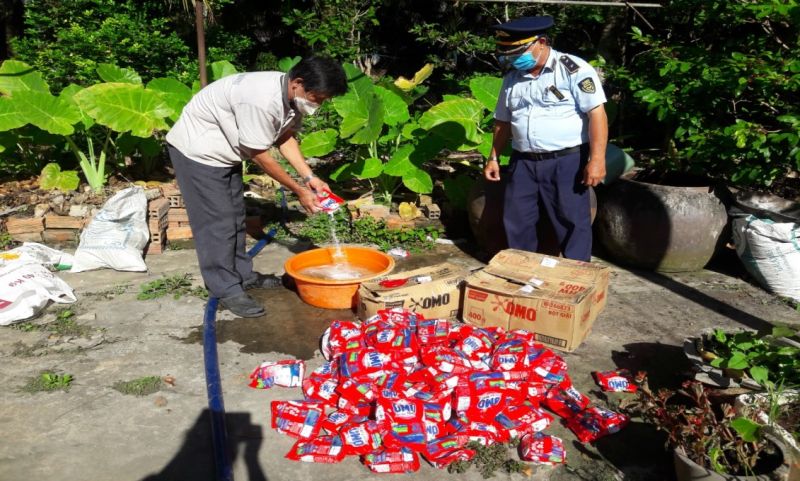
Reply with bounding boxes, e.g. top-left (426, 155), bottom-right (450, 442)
top-left (244, 272), bottom-right (283, 290)
top-left (219, 292), bottom-right (266, 318)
